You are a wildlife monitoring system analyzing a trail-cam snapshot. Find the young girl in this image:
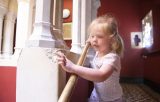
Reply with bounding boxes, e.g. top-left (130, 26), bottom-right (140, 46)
top-left (57, 14), bottom-right (124, 102)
